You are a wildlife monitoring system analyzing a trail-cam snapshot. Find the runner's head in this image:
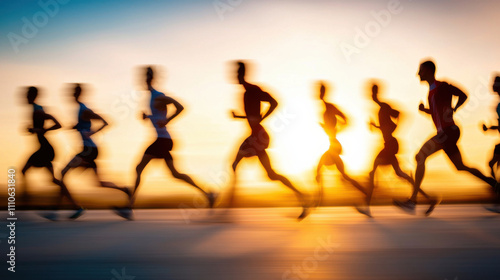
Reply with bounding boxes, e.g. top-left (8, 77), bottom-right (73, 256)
top-left (236, 61), bottom-right (245, 84)
top-left (27, 86), bottom-right (38, 104)
top-left (493, 75), bottom-right (500, 94)
top-left (318, 82), bottom-right (326, 100)
top-left (146, 66), bottom-right (154, 87)
top-left (73, 83), bottom-right (82, 102)
top-left (418, 60), bottom-right (436, 82)
top-left (371, 83), bottom-right (379, 102)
